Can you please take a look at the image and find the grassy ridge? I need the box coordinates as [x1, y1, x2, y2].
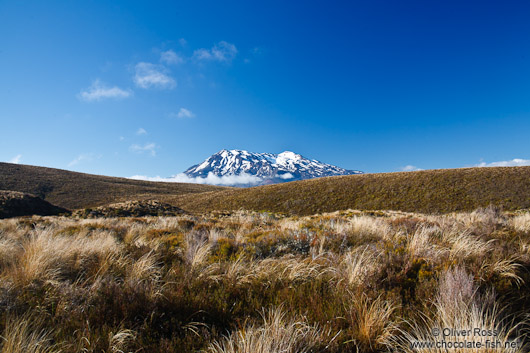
[0, 162, 226, 210]
[3, 162, 530, 216]
[173, 167, 530, 215]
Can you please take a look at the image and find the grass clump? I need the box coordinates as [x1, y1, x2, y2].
[206, 307, 331, 353]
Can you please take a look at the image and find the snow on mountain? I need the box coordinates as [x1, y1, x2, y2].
[183, 149, 362, 186]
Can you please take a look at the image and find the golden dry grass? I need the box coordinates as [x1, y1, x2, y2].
[0, 315, 61, 353]
[172, 166, 530, 215]
[206, 307, 331, 353]
[0, 162, 226, 210]
[0, 208, 529, 352]
[390, 267, 526, 352]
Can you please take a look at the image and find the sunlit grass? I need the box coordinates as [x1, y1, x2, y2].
[0, 208, 528, 352]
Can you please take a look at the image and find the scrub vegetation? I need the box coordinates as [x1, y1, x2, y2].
[173, 166, 530, 215]
[1, 206, 529, 352]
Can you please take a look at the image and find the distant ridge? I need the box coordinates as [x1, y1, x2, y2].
[184, 149, 362, 186]
[3, 162, 530, 217]
[172, 166, 530, 215]
[0, 162, 226, 210]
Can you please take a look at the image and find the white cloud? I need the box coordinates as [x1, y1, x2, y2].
[178, 38, 187, 47]
[78, 80, 132, 102]
[136, 128, 147, 135]
[193, 49, 211, 61]
[278, 173, 294, 179]
[130, 172, 263, 186]
[129, 143, 157, 156]
[175, 108, 195, 119]
[134, 62, 176, 89]
[400, 165, 423, 172]
[193, 41, 238, 63]
[69, 153, 96, 167]
[475, 158, 530, 167]
[160, 50, 184, 65]
[8, 154, 22, 164]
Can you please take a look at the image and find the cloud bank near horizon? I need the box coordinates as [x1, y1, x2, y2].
[130, 157, 530, 187]
[130, 172, 264, 186]
[400, 165, 423, 172]
[475, 158, 530, 167]
[8, 154, 22, 164]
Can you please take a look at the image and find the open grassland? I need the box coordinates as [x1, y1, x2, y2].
[3, 163, 530, 217]
[0, 162, 226, 210]
[1, 207, 529, 352]
[173, 167, 530, 215]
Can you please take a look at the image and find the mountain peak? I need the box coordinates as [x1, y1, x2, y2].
[183, 149, 362, 187]
[215, 149, 249, 157]
[278, 151, 301, 158]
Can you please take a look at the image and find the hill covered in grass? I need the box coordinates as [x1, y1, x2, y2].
[0, 162, 226, 210]
[3, 162, 530, 216]
[173, 166, 530, 215]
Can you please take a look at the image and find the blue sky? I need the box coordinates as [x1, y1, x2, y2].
[1, 0, 530, 178]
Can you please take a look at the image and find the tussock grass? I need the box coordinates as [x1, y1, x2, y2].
[0, 315, 61, 353]
[481, 257, 524, 287]
[338, 246, 380, 287]
[391, 267, 527, 352]
[206, 307, 330, 353]
[405, 226, 443, 260]
[442, 228, 494, 261]
[345, 293, 397, 351]
[127, 250, 161, 284]
[0, 209, 529, 352]
[512, 213, 530, 233]
[70, 327, 136, 353]
[2, 227, 120, 286]
[185, 231, 212, 270]
[392, 303, 526, 352]
[205, 255, 331, 286]
[343, 215, 391, 241]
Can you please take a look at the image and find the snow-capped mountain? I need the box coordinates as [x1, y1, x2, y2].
[183, 149, 362, 186]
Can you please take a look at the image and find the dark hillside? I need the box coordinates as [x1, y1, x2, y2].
[0, 190, 68, 218]
[0, 162, 226, 209]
